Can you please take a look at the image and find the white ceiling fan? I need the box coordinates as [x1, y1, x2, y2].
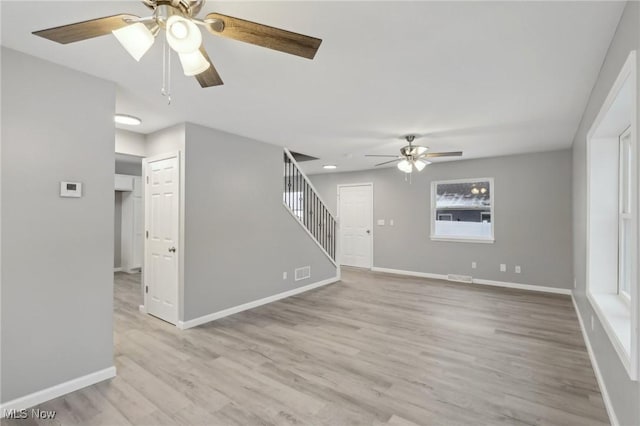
[365, 135, 462, 173]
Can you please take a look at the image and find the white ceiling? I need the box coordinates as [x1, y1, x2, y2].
[1, 1, 625, 174]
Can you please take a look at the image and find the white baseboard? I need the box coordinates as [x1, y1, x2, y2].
[473, 278, 572, 295]
[371, 267, 446, 281]
[571, 295, 618, 426]
[113, 267, 122, 273]
[0, 366, 116, 417]
[371, 267, 572, 295]
[177, 276, 340, 330]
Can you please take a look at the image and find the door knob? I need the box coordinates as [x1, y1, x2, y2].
[168, 247, 176, 253]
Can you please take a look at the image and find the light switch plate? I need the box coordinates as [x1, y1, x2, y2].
[500, 264, 506, 272]
[389, 219, 394, 226]
[60, 181, 82, 198]
[515, 265, 521, 274]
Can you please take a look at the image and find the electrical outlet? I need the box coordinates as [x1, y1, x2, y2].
[515, 265, 521, 274]
[591, 315, 595, 331]
[471, 262, 477, 269]
[390, 219, 394, 226]
[500, 264, 506, 272]
[283, 272, 287, 280]
[377, 219, 385, 226]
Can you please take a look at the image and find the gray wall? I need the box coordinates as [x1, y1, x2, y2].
[310, 149, 573, 289]
[1, 48, 115, 402]
[572, 2, 640, 425]
[182, 123, 338, 321]
[114, 191, 122, 268]
[145, 123, 185, 157]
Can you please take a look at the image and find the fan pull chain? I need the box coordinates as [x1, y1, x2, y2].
[161, 35, 172, 105]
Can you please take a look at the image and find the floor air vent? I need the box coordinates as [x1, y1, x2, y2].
[447, 274, 473, 283]
[295, 266, 311, 281]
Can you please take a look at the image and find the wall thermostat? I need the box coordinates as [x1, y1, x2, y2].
[60, 181, 82, 198]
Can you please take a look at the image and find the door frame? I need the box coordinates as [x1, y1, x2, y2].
[141, 151, 182, 324]
[337, 182, 374, 269]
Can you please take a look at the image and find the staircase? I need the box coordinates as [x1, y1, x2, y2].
[283, 149, 337, 264]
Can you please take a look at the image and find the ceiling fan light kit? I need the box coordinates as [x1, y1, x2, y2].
[365, 135, 462, 174]
[179, 50, 210, 75]
[112, 23, 155, 61]
[165, 15, 201, 53]
[32, 0, 322, 94]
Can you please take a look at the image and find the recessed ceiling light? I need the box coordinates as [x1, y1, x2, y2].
[323, 165, 337, 169]
[114, 114, 142, 126]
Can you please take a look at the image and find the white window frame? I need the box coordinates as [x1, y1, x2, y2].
[619, 126, 632, 304]
[586, 50, 638, 381]
[430, 177, 495, 244]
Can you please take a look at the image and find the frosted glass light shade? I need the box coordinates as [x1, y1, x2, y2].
[166, 15, 202, 53]
[397, 159, 413, 173]
[113, 23, 155, 61]
[178, 50, 210, 76]
[414, 159, 429, 171]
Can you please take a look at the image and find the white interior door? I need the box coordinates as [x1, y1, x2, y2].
[338, 184, 373, 268]
[145, 154, 179, 324]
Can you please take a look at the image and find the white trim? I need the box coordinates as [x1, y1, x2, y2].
[572, 296, 619, 426]
[429, 236, 495, 244]
[371, 267, 447, 281]
[371, 267, 571, 295]
[177, 276, 340, 330]
[430, 177, 495, 242]
[586, 50, 638, 380]
[337, 183, 374, 269]
[0, 367, 116, 417]
[473, 277, 572, 295]
[139, 304, 147, 314]
[113, 267, 122, 273]
[282, 204, 337, 267]
[587, 292, 632, 374]
[142, 151, 181, 326]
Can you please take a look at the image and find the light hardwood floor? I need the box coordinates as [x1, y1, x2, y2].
[4, 268, 608, 426]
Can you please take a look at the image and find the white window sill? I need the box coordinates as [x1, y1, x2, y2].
[588, 291, 635, 378]
[430, 236, 495, 244]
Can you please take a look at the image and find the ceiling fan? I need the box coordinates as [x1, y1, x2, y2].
[32, 0, 322, 89]
[365, 135, 462, 173]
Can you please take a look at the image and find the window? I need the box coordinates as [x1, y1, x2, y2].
[586, 50, 637, 380]
[430, 178, 494, 243]
[619, 127, 632, 301]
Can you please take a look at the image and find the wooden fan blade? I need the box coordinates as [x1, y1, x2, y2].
[33, 14, 138, 44]
[204, 13, 322, 59]
[375, 159, 402, 167]
[424, 151, 463, 158]
[365, 155, 401, 158]
[195, 46, 224, 88]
